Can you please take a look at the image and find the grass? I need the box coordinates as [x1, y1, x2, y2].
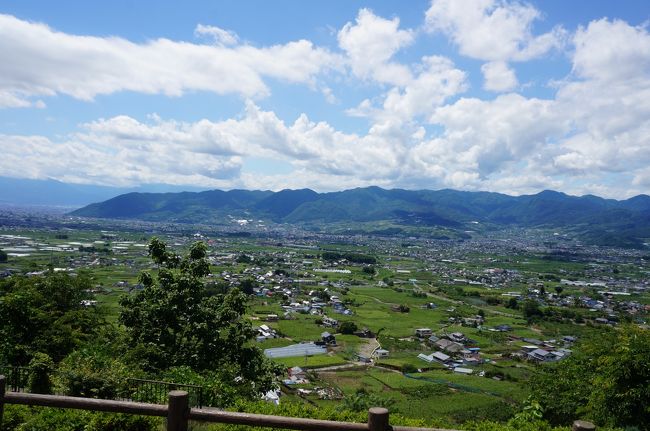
[272, 354, 347, 368]
[316, 368, 521, 424]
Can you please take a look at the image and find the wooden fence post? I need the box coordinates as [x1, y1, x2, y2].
[167, 390, 189, 431]
[1, 375, 6, 427]
[572, 420, 596, 431]
[368, 407, 390, 431]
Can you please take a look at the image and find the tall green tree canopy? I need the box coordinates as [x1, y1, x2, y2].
[119, 238, 279, 395]
[531, 324, 650, 430]
[0, 272, 100, 365]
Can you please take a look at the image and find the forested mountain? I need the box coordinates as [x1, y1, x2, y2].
[71, 187, 650, 247]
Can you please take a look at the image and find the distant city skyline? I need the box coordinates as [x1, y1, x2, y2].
[1, 1, 649, 198]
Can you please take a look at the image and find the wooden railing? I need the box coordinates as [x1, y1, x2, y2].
[0, 375, 596, 431]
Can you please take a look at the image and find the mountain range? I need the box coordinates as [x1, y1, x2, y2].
[70, 186, 650, 248]
[0, 177, 208, 207]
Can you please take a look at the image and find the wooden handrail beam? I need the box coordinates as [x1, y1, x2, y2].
[4, 392, 168, 417]
[188, 409, 369, 431]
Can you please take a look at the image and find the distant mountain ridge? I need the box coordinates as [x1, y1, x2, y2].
[0, 177, 208, 207]
[71, 186, 650, 248]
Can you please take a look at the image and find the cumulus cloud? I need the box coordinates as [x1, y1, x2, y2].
[338, 8, 414, 86]
[0, 14, 339, 106]
[425, 0, 565, 62]
[0, 101, 422, 189]
[412, 93, 567, 182]
[425, 0, 565, 94]
[481, 61, 518, 92]
[194, 24, 239, 46]
[337, 9, 468, 122]
[551, 19, 650, 177]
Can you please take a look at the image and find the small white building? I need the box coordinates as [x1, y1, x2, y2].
[374, 349, 390, 358]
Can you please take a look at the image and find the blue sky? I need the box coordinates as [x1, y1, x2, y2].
[1, 1, 650, 198]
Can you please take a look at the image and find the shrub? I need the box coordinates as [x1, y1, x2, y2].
[401, 363, 418, 374]
[27, 352, 54, 394]
[339, 321, 358, 335]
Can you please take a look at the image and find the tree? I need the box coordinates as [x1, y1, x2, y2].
[522, 300, 543, 321]
[362, 266, 376, 275]
[0, 249, 7, 262]
[236, 254, 252, 264]
[531, 325, 650, 429]
[554, 285, 564, 295]
[239, 277, 258, 295]
[54, 343, 135, 399]
[397, 304, 410, 313]
[339, 321, 358, 335]
[0, 272, 101, 365]
[342, 388, 396, 412]
[28, 353, 54, 394]
[120, 238, 280, 395]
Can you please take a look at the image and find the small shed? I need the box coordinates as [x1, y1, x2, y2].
[321, 331, 336, 345]
[374, 349, 390, 358]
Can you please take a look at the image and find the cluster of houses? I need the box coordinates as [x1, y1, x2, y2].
[253, 288, 354, 322]
[510, 335, 575, 363]
[415, 329, 482, 372]
[255, 324, 279, 342]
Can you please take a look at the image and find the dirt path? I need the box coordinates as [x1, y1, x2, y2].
[357, 337, 380, 358]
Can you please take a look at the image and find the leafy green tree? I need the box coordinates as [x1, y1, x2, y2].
[339, 321, 358, 335]
[120, 238, 280, 396]
[0, 249, 7, 262]
[0, 272, 101, 365]
[54, 344, 135, 399]
[236, 253, 252, 263]
[239, 277, 258, 295]
[205, 280, 230, 296]
[531, 325, 650, 429]
[342, 388, 396, 412]
[522, 300, 543, 321]
[27, 352, 54, 394]
[587, 325, 650, 428]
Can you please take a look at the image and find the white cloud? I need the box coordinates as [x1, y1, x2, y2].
[338, 8, 414, 86]
[572, 19, 650, 82]
[550, 19, 650, 178]
[425, 0, 566, 62]
[481, 61, 518, 92]
[350, 55, 468, 121]
[410, 93, 567, 184]
[0, 14, 339, 106]
[425, 0, 565, 95]
[0, 102, 414, 189]
[2, 7, 650, 199]
[0, 91, 45, 109]
[337, 9, 467, 122]
[382, 56, 468, 120]
[194, 24, 239, 46]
